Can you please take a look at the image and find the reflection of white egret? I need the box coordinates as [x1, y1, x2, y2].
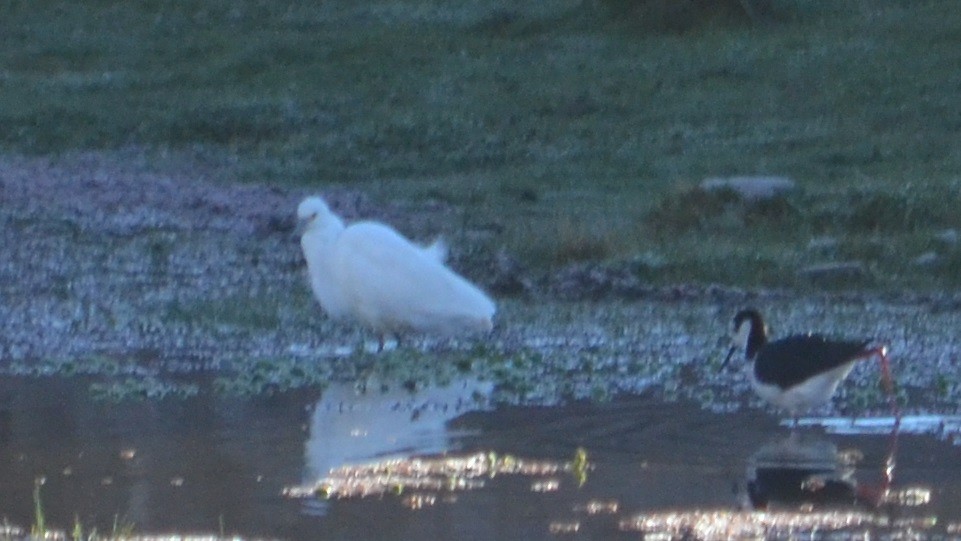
[303, 379, 491, 481]
[295, 196, 496, 350]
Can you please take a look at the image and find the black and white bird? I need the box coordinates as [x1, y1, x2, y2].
[722, 309, 896, 420]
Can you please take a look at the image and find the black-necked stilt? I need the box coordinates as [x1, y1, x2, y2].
[722, 309, 897, 420]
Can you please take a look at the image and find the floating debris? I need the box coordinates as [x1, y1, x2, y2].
[573, 500, 619, 515]
[884, 487, 933, 507]
[0, 524, 25, 538]
[531, 479, 561, 492]
[548, 521, 580, 535]
[892, 516, 939, 530]
[401, 493, 437, 510]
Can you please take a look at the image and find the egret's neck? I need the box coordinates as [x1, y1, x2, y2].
[304, 215, 344, 241]
[301, 218, 343, 264]
[300, 218, 348, 317]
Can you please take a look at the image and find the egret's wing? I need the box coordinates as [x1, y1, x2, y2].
[334, 223, 493, 333]
[421, 237, 447, 262]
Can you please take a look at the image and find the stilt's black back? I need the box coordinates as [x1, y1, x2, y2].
[754, 335, 870, 389]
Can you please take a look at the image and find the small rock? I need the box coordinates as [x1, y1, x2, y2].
[700, 175, 795, 201]
[807, 236, 839, 251]
[487, 248, 532, 295]
[935, 229, 958, 245]
[914, 251, 940, 267]
[562, 93, 598, 118]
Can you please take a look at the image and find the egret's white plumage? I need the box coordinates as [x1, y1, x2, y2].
[296, 196, 495, 348]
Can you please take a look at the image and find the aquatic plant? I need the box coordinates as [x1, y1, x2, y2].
[90, 377, 200, 401]
[31, 477, 45, 539]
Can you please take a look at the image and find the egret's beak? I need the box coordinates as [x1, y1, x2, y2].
[720, 345, 737, 370]
[293, 216, 311, 239]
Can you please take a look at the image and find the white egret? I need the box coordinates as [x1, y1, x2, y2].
[296, 196, 495, 350]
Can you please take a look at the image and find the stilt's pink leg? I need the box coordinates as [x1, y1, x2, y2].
[856, 345, 900, 423]
[875, 347, 901, 425]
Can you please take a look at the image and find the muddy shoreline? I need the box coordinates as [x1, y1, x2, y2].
[1, 150, 959, 414]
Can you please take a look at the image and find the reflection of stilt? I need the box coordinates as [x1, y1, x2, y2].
[744, 423, 901, 511]
[856, 415, 900, 506]
[746, 433, 857, 510]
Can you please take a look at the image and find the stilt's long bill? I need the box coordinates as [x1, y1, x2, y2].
[722, 309, 899, 421]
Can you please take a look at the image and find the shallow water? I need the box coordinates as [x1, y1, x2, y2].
[0, 377, 959, 540]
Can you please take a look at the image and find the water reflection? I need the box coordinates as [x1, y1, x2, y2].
[299, 395, 957, 540]
[303, 379, 491, 481]
[288, 449, 587, 503]
[0, 377, 317, 539]
[0, 378, 959, 540]
[794, 414, 961, 444]
[743, 432, 893, 510]
[593, 414, 948, 540]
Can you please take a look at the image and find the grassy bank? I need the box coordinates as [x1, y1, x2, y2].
[2, 0, 960, 290]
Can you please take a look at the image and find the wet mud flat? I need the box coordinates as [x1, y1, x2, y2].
[2, 152, 961, 410]
[1, 152, 961, 410]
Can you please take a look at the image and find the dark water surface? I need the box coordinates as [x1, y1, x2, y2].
[0, 377, 959, 540]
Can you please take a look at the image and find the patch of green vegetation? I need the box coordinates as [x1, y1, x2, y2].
[647, 187, 801, 234]
[164, 294, 285, 331]
[12, 485, 224, 541]
[3, 1, 961, 289]
[2, 355, 142, 378]
[90, 377, 200, 401]
[67, 513, 137, 541]
[206, 326, 665, 404]
[215, 344, 497, 396]
[636, 180, 961, 289]
[214, 357, 334, 396]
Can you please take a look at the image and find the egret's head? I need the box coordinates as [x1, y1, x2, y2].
[297, 196, 331, 221]
[296, 196, 343, 236]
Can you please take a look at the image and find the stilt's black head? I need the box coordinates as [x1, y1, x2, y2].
[722, 309, 768, 366]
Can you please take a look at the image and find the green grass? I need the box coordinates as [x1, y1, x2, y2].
[3, 0, 961, 290]
[163, 293, 288, 331]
